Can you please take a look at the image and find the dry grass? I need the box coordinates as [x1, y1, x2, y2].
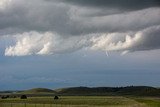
[1, 96, 159, 107]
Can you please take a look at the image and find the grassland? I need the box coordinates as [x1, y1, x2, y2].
[0, 96, 160, 107]
[0, 86, 160, 107]
[133, 97, 160, 107]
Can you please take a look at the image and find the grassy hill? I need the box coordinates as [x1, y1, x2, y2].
[21, 88, 56, 94]
[55, 86, 160, 96]
[1, 86, 159, 97]
[116, 86, 160, 96]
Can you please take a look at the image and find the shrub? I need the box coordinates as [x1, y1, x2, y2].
[54, 96, 59, 100]
[1, 96, 9, 99]
[20, 95, 27, 99]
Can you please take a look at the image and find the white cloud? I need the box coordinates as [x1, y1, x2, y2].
[0, 0, 12, 10]
[4, 25, 160, 56]
[4, 31, 91, 56]
[5, 31, 55, 56]
[90, 25, 160, 52]
[90, 32, 141, 51]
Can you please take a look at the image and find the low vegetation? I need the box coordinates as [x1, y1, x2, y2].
[0, 86, 159, 107]
[0, 96, 160, 107]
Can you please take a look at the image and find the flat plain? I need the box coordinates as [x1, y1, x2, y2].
[0, 96, 160, 107]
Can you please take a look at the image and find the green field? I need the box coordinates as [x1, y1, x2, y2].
[0, 96, 160, 107]
[0, 86, 160, 107]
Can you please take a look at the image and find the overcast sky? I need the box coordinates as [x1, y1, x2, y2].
[0, 0, 160, 90]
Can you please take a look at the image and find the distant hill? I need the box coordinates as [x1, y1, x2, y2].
[21, 88, 56, 94]
[1, 86, 159, 97]
[55, 86, 160, 96]
[115, 86, 160, 96]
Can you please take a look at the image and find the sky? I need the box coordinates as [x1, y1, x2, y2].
[0, 0, 160, 90]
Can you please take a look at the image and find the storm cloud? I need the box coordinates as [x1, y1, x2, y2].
[55, 0, 160, 9]
[0, 0, 160, 56]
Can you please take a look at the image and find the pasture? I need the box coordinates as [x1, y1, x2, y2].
[0, 96, 160, 107]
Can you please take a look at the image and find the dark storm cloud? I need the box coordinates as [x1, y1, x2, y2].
[55, 0, 160, 10]
[0, 0, 160, 36]
[0, 0, 160, 56]
[134, 26, 160, 51]
[0, 0, 72, 35]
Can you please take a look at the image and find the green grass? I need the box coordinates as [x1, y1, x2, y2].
[0, 96, 159, 107]
[134, 97, 160, 107]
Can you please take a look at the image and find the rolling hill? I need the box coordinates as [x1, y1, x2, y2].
[55, 86, 160, 96]
[21, 88, 56, 94]
[1, 86, 159, 97]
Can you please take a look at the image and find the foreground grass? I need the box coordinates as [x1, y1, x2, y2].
[133, 97, 160, 107]
[0, 96, 159, 107]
